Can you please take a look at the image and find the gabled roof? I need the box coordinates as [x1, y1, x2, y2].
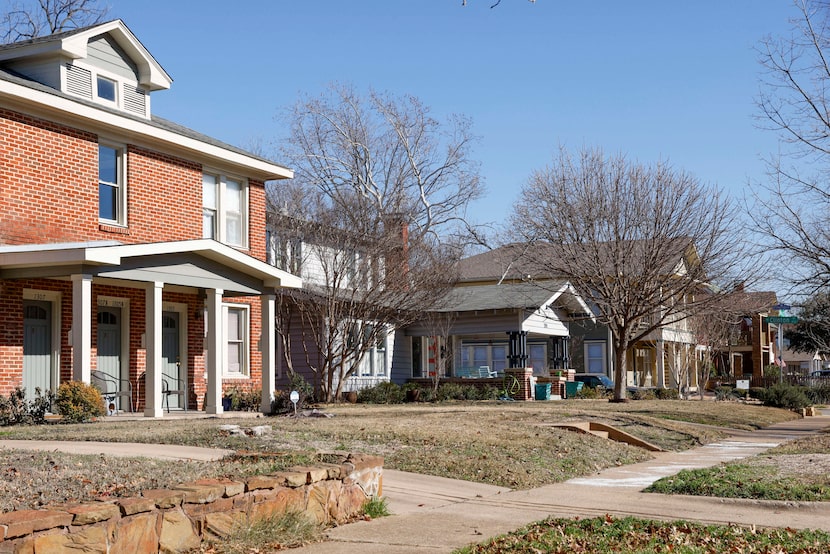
[458, 239, 697, 283]
[431, 280, 592, 317]
[0, 19, 171, 90]
[0, 66, 292, 180]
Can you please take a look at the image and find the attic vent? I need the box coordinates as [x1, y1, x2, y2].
[122, 83, 147, 117]
[65, 63, 92, 99]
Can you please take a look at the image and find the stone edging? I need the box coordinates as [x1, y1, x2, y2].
[0, 452, 383, 553]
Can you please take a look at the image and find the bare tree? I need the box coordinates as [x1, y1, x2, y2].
[751, 0, 830, 293]
[279, 83, 484, 249]
[269, 196, 461, 402]
[510, 147, 753, 401]
[1, 0, 108, 43]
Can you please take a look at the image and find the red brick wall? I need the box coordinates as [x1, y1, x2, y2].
[0, 109, 98, 244]
[0, 107, 269, 257]
[0, 106, 273, 401]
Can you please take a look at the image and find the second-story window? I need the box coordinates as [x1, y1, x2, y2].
[98, 143, 125, 225]
[203, 172, 247, 248]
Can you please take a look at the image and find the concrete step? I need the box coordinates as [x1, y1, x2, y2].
[545, 421, 663, 452]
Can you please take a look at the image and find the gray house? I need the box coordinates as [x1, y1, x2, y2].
[390, 280, 592, 382]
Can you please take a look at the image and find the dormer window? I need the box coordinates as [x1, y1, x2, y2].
[96, 75, 117, 103]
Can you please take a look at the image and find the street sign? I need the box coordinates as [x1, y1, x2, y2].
[767, 316, 798, 324]
[773, 303, 791, 311]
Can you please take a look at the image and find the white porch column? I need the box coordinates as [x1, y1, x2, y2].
[205, 288, 224, 414]
[71, 274, 93, 383]
[656, 339, 666, 388]
[144, 281, 163, 418]
[260, 294, 276, 414]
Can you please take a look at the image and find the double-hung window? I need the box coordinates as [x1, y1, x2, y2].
[223, 304, 249, 376]
[203, 172, 247, 247]
[98, 143, 126, 225]
[585, 341, 607, 373]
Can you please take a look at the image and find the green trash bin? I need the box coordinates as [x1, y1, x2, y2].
[535, 382, 551, 401]
[564, 381, 583, 398]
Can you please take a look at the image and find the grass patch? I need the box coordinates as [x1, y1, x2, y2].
[454, 515, 830, 553]
[646, 462, 830, 501]
[0, 449, 320, 512]
[646, 432, 830, 502]
[362, 496, 390, 518]
[201, 511, 323, 553]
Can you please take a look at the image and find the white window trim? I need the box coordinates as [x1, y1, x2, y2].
[460, 341, 508, 372]
[95, 74, 118, 107]
[584, 340, 607, 374]
[98, 140, 127, 226]
[73, 62, 135, 111]
[358, 326, 388, 377]
[222, 303, 250, 378]
[203, 169, 249, 249]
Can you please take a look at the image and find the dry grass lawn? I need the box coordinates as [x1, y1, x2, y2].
[0, 399, 801, 512]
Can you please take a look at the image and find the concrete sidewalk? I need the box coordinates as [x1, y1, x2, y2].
[294, 414, 830, 554]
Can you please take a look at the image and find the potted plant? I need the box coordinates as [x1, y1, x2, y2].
[403, 382, 422, 403]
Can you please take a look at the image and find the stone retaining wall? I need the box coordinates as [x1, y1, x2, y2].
[0, 453, 383, 553]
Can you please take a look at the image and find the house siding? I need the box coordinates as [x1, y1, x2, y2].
[5, 56, 62, 89]
[87, 36, 139, 80]
[390, 329, 412, 384]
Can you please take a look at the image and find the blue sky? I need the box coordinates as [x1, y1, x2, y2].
[114, 1, 798, 227]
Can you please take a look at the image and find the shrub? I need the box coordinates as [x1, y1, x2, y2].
[655, 388, 679, 400]
[0, 387, 54, 426]
[288, 373, 315, 407]
[358, 382, 403, 404]
[763, 364, 780, 380]
[575, 386, 607, 399]
[715, 386, 738, 401]
[760, 383, 811, 411]
[225, 385, 261, 412]
[629, 388, 656, 400]
[435, 382, 466, 401]
[56, 381, 105, 423]
[805, 384, 830, 406]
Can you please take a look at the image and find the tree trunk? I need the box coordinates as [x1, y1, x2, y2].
[612, 341, 629, 402]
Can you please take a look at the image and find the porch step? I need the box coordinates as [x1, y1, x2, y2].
[546, 421, 663, 452]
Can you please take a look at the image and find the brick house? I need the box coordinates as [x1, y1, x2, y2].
[0, 20, 301, 416]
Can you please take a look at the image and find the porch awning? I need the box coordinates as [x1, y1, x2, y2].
[0, 239, 302, 294]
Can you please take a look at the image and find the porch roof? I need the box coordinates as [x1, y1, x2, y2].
[0, 239, 302, 294]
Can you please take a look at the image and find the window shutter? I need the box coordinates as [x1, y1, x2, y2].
[123, 83, 147, 117]
[65, 64, 92, 99]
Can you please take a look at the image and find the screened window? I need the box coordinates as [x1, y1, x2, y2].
[203, 172, 247, 247]
[98, 144, 125, 224]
